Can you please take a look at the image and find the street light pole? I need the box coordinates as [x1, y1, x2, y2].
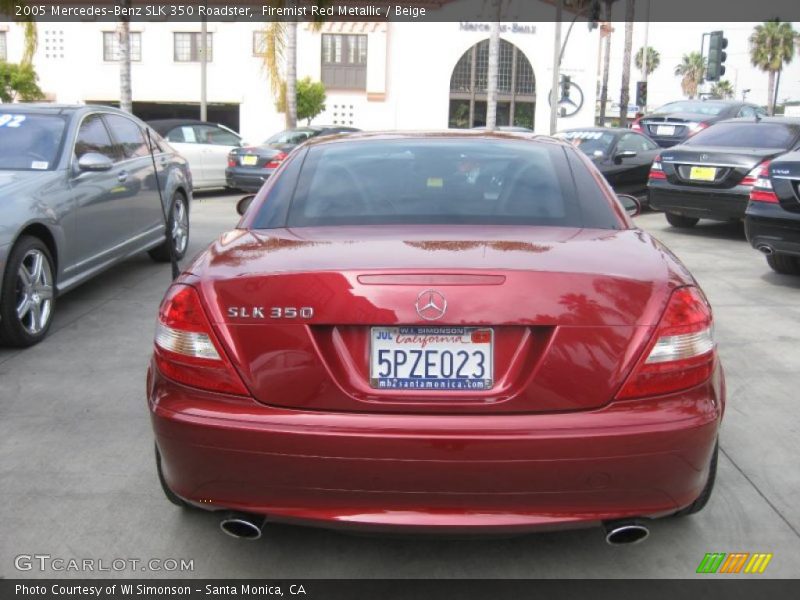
[550, 0, 563, 135]
[642, 0, 650, 85]
[200, 18, 208, 122]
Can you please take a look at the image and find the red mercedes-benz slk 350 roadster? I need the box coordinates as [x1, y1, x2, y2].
[147, 132, 724, 544]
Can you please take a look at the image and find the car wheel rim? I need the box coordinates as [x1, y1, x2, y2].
[15, 249, 54, 336]
[172, 198, 189, 254]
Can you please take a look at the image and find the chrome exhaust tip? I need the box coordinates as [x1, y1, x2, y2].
[757, 244, 774, 255]
[603, 520, 650, 545]
[219, 512, 266, 540]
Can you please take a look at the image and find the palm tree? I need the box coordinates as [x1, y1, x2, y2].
[710, 79, 734, 99]
[749, 19, 798, 116]
[674, 52, 706, 99]
[597, 1, 614, 125]
[618, 0, 635, 128]
[0, 1, 38, 64]
[635, 46, 660, 78]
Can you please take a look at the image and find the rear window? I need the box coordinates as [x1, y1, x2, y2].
[554, 130, 616, 157]
[0, 113, 67, 171]
[684, 122, 799, 149]
[252, 139, 620, 229]
[655, 101, 727, 116]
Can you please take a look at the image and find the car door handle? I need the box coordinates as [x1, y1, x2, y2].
[117, 171, 128, 183]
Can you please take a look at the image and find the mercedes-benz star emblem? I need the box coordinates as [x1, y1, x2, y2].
[701, 154, 708, 161]
[415, 289, 447, 321]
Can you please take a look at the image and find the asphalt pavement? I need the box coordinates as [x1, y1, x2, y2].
[1, 195, 799, 578]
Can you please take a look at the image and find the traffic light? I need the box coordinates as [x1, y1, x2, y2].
[707, 31, 728, 82]
[636, 81, 648, 108]
[560, 74, 572, 100]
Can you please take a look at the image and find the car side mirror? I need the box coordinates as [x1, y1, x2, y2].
[237, 195, 256, 216]
[617, 194, 641, 218]
[614, 150, 637, 164]
[77, 153, 114, 172]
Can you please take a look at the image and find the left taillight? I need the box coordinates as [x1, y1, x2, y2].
[616, 286, 715, 400]
[266, 151, 288, 169]
[153, 284, 249, 396]
[746, 161, 779, 204]
[227, 153, 237, 168]
[648, 155, 666, 180]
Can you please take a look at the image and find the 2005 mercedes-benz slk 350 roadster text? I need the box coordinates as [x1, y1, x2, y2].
[147, 132, 724, 544]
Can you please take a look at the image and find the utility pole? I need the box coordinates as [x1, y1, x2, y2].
[200, 18, 208, 122]
[642, 0, 650, 84]
[550, 0, 563, 135]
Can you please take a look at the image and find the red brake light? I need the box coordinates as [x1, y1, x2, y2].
[648, 155, 666, 180]
[227, 157, 236, 167]
[631, 118, 643, 132]
[616, 286, 715, 400]
[687, 121, 709, 137]
[154, 285, 248, 396]
[747, 161, 779, 203]
[266, 151, 288, 169]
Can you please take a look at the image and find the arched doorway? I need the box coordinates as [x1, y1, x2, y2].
[448, 39, 536, 129]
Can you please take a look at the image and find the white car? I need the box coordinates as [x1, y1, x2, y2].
[148, 119, 242, 190]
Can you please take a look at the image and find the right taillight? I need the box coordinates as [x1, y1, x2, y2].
[616, 286, 715, 400]
[153, 284, 248, 396]
[266, 151, 288, 169]
[747, 161, 779, 204]
[648, 155, 666, 180]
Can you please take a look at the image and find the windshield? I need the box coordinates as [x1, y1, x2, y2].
[253, 139, 619, 229]
[554, 131, 616, 157]
[654, 101, 726, 116]
[264, 128, 317, 145]
[0, 113, 67, 171]
[684, 122, 800, 149]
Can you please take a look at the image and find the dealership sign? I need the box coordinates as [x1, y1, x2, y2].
[459, 22, 536, 34]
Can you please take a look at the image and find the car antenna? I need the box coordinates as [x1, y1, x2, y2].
[146, 127, 180, 281]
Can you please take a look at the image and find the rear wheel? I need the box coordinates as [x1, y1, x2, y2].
[766, 253, 800, 276]
[155, 445, 190, 508]
[0, 236, 56, 347]
[673, 441, 717, 517]
[149, 192, 190, 263]
[665, 212, 699, 228]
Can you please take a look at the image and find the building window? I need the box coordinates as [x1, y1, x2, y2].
[321, 34, 367, 90]
[253, 31, 267, 56]
[0, 32, 7, 61]
[173, 32, 213, 62]
[103, 32, 142, 62]
[448, 39, 536, 129]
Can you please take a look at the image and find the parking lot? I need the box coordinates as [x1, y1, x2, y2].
[1, 192, 799, 579]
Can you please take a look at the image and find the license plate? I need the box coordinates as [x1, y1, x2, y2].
[656, 125, 676, 136]
[689, 166, 717, 181]
[370, 326, 493, 391]
[241, 155, 258, 166]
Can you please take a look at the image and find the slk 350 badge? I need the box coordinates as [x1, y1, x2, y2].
[228, 306, 314, 319]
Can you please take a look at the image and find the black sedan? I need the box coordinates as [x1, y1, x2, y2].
[555, 127, 660, 195]
[745, 149, 800, 275]
[633, 100, 766, 148]
[226, 125, 359, 192]
[648, 118, 800, 229]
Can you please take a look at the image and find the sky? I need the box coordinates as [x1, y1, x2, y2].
[602, 22, 800, 109]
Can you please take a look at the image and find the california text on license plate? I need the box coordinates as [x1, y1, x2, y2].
[370, 326, 493, 391]
[241, 155, 258, 166]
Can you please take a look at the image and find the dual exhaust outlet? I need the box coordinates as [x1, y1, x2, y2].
[219, 512, 650, 545]
[757, 244, 775, 255]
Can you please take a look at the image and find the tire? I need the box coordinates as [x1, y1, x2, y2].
[766, 253, 800, 276]
[665, 212, 699, 228]
[149, 192, 190, 263]
[155, 445, 190, 508]
[673, 441, 718, 517]
[0, 236, 56, 347]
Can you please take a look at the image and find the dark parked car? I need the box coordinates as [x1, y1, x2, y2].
[745, 150, 800, 275]
[226, 125, 360, 192]
[149, 131, 722, 543]
[648, 118, 800, 228]
[555, 127, 660, 195]
[0, 104, 192, 347]
[633, 100, 767, 148]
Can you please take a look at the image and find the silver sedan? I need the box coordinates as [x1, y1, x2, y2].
[0, 104, 192, 346]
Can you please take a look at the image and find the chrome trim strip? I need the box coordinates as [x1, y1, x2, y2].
[661, 160, 743, 168]
[63, 224, 164, 273]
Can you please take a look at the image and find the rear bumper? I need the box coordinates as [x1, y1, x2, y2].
[148, 361, 724, 533]
[649, 184, 748, 220]
[225, 167, 273, 192]
[745, 202, 800, 257]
